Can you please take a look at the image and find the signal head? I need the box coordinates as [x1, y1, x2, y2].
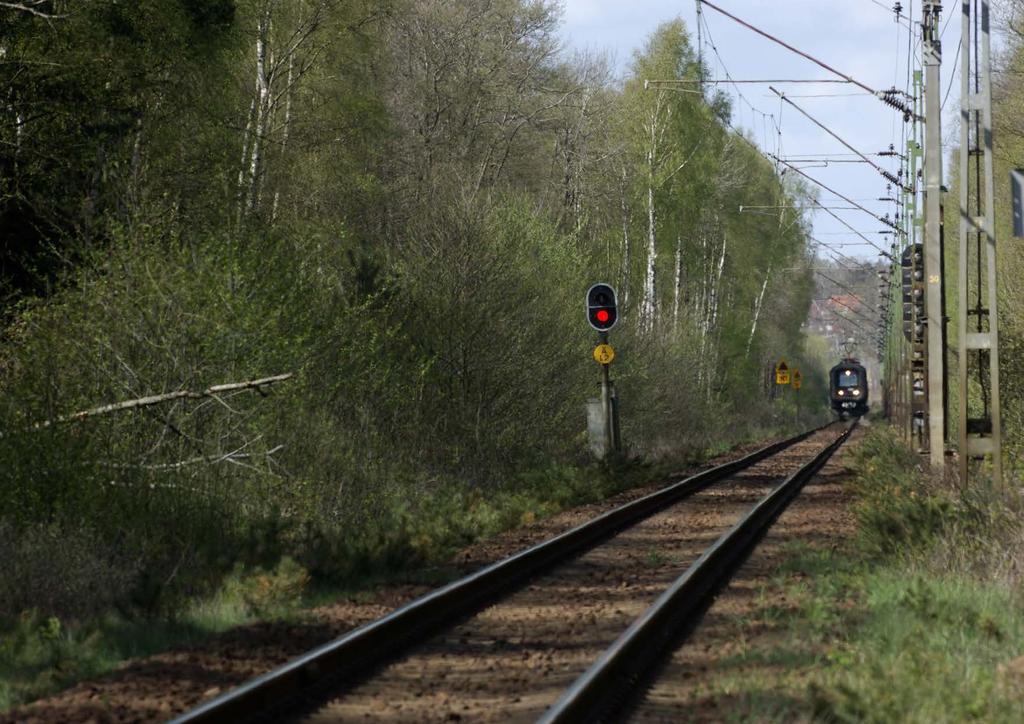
[586, 283, 619, 332]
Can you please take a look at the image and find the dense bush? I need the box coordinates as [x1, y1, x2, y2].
[846, 432, 955, 558]
[0, 2, 826, 633]
[0, 522, 140, 621]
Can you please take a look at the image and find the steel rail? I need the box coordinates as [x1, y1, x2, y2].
[170, 423, 835, 724]
[539, 421, 857, 723]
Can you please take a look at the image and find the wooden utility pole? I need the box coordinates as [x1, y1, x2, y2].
[957, 0, 1003, 485]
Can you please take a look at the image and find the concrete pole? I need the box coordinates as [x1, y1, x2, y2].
[922, 2, 947, 470]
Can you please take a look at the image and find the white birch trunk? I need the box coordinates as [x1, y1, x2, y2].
[710, 233, 727, 331]
[697, 228, 708, 326]
[620, 166, 631, 312]
[14, 109, 23, 164]
[746, 263, 772, 358]
[640, 147, 657, 333]
[271, 52, 294, 223]
[640, 174, 656, 332]
[704, 234, 728, 401]
[245, 4, 273, 216]
[236, 95, 256, 226]
[4, 45, 23, 163]
[672, 237, 682, 332]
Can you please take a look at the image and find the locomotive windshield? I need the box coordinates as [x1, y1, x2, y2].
[837, 370, 861, 387]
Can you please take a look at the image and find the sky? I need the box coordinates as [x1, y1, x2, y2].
[558, 0, 968, 264]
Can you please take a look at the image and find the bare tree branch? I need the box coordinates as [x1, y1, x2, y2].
[96, 445, 285, 472]
[0, 1, 67, 19]
[24, 373, 293, 431]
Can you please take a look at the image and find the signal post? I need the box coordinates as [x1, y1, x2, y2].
[792, 368, 802, 425]
[587, 283, 621, 459]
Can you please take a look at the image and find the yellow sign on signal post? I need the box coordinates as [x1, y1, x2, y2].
[593, 344, 615, 365]
[775, 359, 790, 385]
[792, 369, 802, 390]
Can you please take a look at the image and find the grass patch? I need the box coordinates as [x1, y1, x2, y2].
[699, 427, 1024, 722]
[0, 555, 315, 711]
[0, 602, 248, 711]
[810, 571, 1024, 722]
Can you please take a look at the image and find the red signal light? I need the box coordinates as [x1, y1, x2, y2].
[596, 309, 610, 323]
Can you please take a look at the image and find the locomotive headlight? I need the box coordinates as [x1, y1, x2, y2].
[838, 389, 845, 396]
[852, 389, 861, 396]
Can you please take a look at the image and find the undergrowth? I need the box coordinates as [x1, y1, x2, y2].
[0, 556, 307, 711]
[0, 442, 719, 712]
[747, 427, 1024, 723]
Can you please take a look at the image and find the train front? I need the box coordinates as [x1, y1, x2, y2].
[829, 361, 869, 417]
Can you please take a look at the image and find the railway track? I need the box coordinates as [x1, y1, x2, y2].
[171, 422, 854, 724]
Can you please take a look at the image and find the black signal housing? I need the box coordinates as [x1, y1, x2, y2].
[586, 283, 618, 332]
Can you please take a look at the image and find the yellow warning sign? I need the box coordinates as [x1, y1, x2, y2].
[775, 359, 790, 385]
[792, 369, 802, 390]
[593, 344, 615, 365]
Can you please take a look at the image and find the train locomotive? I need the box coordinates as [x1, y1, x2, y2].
[829, 358, 869, 418]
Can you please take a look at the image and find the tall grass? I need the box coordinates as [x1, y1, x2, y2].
[800, 428, 1024, 722]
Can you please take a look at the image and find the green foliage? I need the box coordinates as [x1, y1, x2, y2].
[0, 602, 255, 712]
[846, 431, 954, 557]
[220, 558, 311, 620]
[808, 572, 1024, 724]
[0, 3, 826, 708]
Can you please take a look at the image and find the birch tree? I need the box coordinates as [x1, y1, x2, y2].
[624, 21, 708, 334]
[235, 0, 334, 224]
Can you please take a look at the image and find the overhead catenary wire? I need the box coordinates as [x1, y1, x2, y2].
[697, 0, 878, 94]
[819, 288, 881, 328]
[941, 37, 962, 111]
[764, 92, 873, 98]
[825, 251, 873, 272]
[815, 270, 880, 315]
[705, 42, 899, 271]
[697, 0, 916, 121]
[726, 113, 893, 264]
[809, 236, 876, 271]
[769, 86, 909, 192]
[822, 254, 869, 272]
[815, 301, 875, 335]
[812, 201, 896, 259]
[695, 9, 783, 154]
[771, 154, 900, 237]
[648, 78, 856, 84]
[784, 160, 872, 167]
[867, 0, 913, 29]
